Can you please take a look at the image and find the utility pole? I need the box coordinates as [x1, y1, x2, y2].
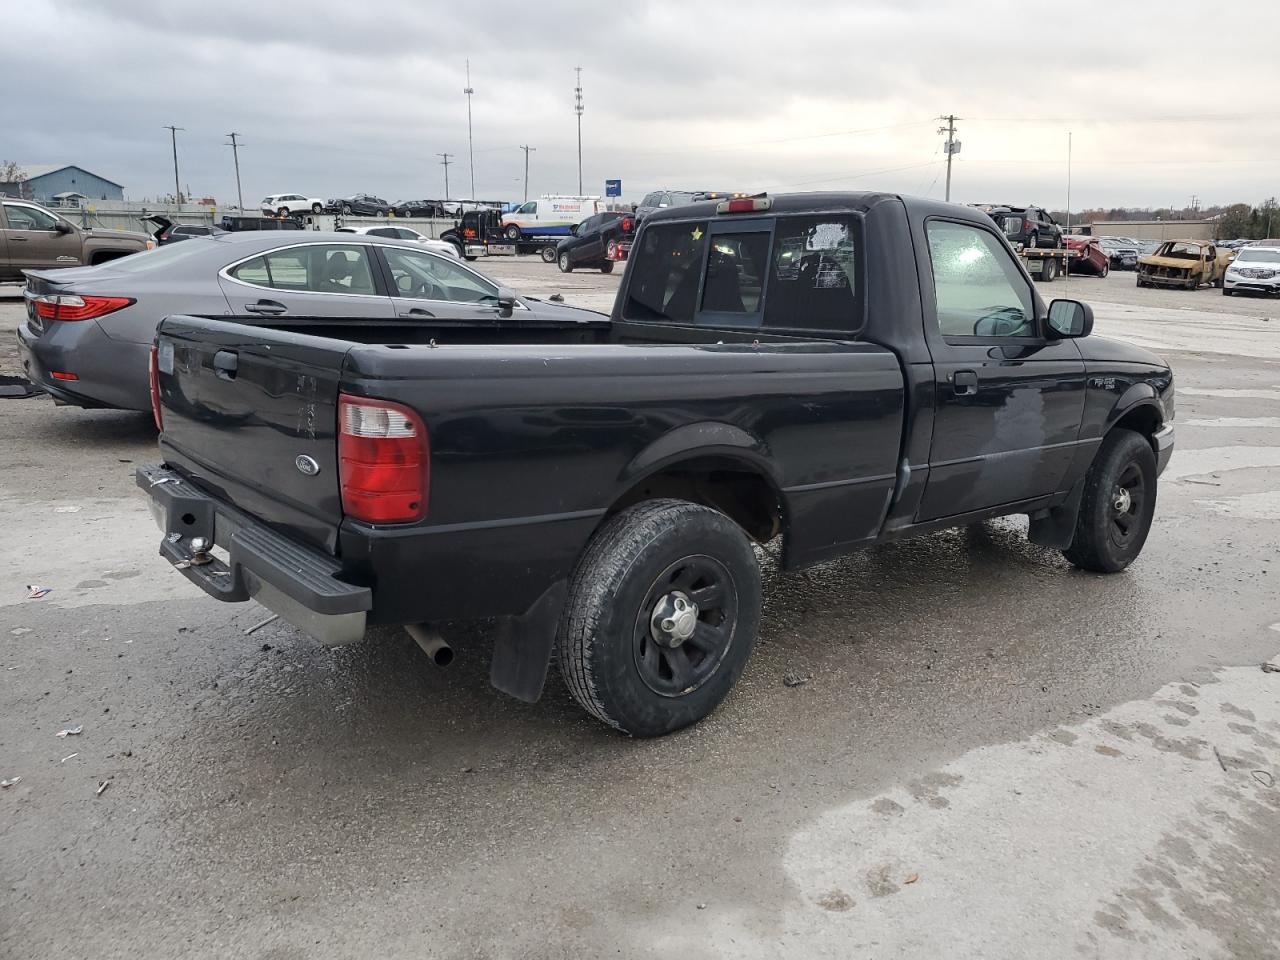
[438, 153, 453, 202]
[225, 132, 244, 212]
[463, 60, 476, 200]
[937, 115, 960, 202]
[1066, 131, 1072, 238]
[519, 144, 536, 203]
[574, 67, 584, 196]
[163, 125, 184, 206]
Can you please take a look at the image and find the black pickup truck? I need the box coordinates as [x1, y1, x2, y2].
[139, 192, 1174, 737]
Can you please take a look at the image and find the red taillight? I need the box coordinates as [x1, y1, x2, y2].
[338, 395, 429, 524]
[1024, 219, 1034, 233]
[33, 294, 134, 322]
[149, 344, 163, 431]
[51, 371, 78, 381]
[621, 217, 632, 232]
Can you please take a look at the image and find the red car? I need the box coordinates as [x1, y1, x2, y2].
[1064, 235, 1110, 277]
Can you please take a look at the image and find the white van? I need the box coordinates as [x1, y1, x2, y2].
[501, 196, 605, 240]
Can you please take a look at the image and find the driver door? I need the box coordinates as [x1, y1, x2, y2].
[377, 244, 510, 323]
[1, 201, 83, 271]
[918, 218, 1086, 521]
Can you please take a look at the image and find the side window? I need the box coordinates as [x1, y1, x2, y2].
[926, 221, 1035, 338]
[623, 220, 708, 324]
[367, 227, 398, 238]
[232, 244, 377, 295]
[395, 228, 420, 241]
[381, 247, 498, 302]
[700, 232, 770, 317]
[4, 204, 59, 230]
[763, 216, 859, 333]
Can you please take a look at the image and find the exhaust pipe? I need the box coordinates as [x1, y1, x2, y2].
[405, 623, 454, 667]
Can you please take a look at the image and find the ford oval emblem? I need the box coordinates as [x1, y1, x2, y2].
[295, 455, 320, 477]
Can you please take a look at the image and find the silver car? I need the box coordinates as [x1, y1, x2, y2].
[18, 231, 595, 412]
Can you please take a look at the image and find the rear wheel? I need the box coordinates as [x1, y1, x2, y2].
[1063, 429, 1157, 573]
[277, 207, 291, 217]
[505, 224, 522, 241]
[540, 246, 557, 263]
[341, 204, 353, 215]
[1041, 257, 1058, 282]
[600, 261, 614, 274]
[1100, 260, 1110, 279]
[558, 252, 574, 273]
[1026, 233, 1039, 249]
[556, 499, 762, 736]
[311, 203, 323, 214]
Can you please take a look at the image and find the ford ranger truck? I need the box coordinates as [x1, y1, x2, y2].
[139, 192, 1175, 737]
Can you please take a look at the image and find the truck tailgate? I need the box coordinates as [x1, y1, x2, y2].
[155, 316, 350, 553]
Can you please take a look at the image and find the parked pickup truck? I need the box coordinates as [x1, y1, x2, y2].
[1136, 239, 1231, 290]
[1, 198, 153, 281]
[139, 192, 1175, 737]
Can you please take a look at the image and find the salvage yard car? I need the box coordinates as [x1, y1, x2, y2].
[17, 231, 554, 410]
[1063, 235, 1109, 277]
[1222, 244, 1280, 296]
[1, 198, 153, 280]
[555, 211, 635, 273]
[1136, 239, 1230, 289]
[139, 192, 1175, 737]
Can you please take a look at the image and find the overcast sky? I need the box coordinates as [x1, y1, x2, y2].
[9, 0, 1279, 210]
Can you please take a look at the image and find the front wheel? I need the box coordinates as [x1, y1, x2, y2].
[341, 204, 353, 215]
[556, 499, 762, 737]
[558, 252, 573, 273]
[1100, 261, 1110, 279]
[600, 261, 614, 274]
[1063, 429, 1157, 573]
[311, 203, 323, 214]
[1223, 287, 1233, 297]
[540, 246, 557, 263]
[277, 207, 291, 217]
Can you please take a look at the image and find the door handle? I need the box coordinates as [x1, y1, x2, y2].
[399, 307, 435, 318]
[11, 236, 27, 242]
[213, 350, 238, 381]
[244, 300, 286, 315]
[952, 369, 979, 396]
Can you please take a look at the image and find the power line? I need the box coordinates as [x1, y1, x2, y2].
[519, 144, 536, 203]
[437, 152, 453, 201]
[463, 60, 475, 199]
[574, 67, 584, 196]
[162, 125, 184, 206]
[768, 158, 944, 190]
[225, 132, 244, 212]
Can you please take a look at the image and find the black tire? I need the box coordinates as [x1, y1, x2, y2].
[311, 203, 323, 214]
[505, 224, 522, 241]
[540, 246, 557, 263]
[1041, 257, 1057, 282]
[277, 207, 290, 217]
[557, 499, 762, 737]
[558, 252, 574, 273]
[1223, 287, 1233, 297]
[341, 204, 353, 215]
[1026, 233, 1038, 249]
[600, 261, 614, 274]
[1063, 429, 1157, 573]
[1213, 273, 1224, 288]
[1100, 260, 1110, 279]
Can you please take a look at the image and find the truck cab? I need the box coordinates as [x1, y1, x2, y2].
[0, 199, 152, 280]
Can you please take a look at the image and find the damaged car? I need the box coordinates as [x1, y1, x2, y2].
[1136, 239, 1231, 290]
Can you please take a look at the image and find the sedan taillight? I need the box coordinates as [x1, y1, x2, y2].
[33, 294, 134, 322]
[338, 395, 429, 523]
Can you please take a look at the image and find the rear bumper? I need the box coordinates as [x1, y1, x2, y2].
[1153, 423, 1174, 476]
[18, 318, 152, 411]
[137, 464, 372, 646]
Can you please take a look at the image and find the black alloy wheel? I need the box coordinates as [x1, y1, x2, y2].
[633, 556, 738, 698]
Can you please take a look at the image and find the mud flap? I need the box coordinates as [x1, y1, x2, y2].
[489, 580, 567, 703]
[1027, 479, 1085, 550]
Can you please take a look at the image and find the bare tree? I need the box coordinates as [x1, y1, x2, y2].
[0, 160, 25, 186]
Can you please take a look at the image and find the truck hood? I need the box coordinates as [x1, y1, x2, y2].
[1079, 335, 1170, 370]
[84, 227, 151, 244]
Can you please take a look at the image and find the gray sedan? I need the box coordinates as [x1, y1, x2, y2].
[17, 231, 601, 412]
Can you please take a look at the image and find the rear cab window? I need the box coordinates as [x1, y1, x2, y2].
[623, 213, 861, 335]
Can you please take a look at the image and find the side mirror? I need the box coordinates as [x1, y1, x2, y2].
[54, 220, 74, 234]
[496, 286, 517, 319]
[1047, 299, 1093, 339]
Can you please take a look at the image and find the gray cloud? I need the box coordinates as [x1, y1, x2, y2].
[9, 0, 1278, 209]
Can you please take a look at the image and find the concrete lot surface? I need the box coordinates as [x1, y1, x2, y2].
[2, 263, 1279, 959]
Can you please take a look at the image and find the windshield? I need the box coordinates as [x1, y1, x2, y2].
[1235, 248, 1280, 263]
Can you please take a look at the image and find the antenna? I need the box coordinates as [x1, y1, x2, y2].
[464, 60, 476, 200]
[574, 67, 584, 196]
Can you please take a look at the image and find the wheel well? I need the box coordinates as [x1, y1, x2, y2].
[89, 250, 129, 265]
[607, 457, 783, 543]
[1112, 404, 1162, 448]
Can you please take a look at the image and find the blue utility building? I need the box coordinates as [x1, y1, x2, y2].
[0, 164, 124, 202]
